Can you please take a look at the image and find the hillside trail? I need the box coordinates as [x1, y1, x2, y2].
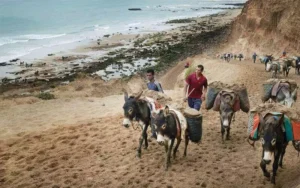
[1, 56, 300, 188]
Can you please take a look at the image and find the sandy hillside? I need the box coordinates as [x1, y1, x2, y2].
[1, 56, 300, 188]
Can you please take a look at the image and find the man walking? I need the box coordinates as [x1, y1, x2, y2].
[146, 69, 163, 139]
[183, 65, 208, 111]
[252, 52, 257, 63]
[146, 69, 163, 93]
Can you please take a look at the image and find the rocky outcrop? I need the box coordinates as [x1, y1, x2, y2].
[229, 0, 300, 56]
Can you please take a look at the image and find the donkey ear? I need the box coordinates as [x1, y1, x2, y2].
[163, 106, 170, 117]
[123, 89, 129, 101]
[258, 113, 265, 133]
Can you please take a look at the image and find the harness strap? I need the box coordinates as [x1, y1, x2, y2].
[169, 110, 181, 139]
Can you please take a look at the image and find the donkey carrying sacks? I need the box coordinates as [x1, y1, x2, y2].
[212, 91, 241, 112]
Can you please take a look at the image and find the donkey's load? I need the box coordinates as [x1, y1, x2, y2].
[183, 108, 202, 143]
[261, 79, 297, 102]
[205, 81, 250, 112]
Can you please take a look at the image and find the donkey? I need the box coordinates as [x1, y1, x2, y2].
[270, 63, 280, 78]
[218, 91, 237, 141]
[262, 55, 274, 70]
[151, 106, 188, 170]
[270, 83, 297, 107]
[259, 113, 288, 184]
[281, 61, 292, 77]
[122, 90, 152, 158]
[295, 57, 300, 74]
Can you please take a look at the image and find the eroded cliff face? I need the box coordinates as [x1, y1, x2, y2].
[228, 0, 300, 55]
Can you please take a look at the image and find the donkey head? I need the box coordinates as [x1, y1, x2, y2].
[259, 113, 284, 164]
[151, 106, 175, 145]
[122, 90, 143, 128]
[220, 93, 235, 128]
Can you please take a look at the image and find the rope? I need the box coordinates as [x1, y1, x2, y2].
[131, 122, 141, 130]
[247, 137, 256, 148]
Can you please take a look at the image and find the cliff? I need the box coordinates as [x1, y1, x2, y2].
[228, 0, 300, 56]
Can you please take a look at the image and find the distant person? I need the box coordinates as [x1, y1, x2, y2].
[264, 55, 273, 70]
[280, 51, 287, 58]
[238, 54, 243, 61]
[185, 61, 190, 68]
[223, 53, 227, 62]
[227, 53, 231, 62]
[234, 54, 237, 60]
[252, 52, 257, 63]
[146, 69, 164, 93]
[183, 65, 208, 111]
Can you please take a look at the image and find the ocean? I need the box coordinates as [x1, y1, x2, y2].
[0, 0, 246, 62]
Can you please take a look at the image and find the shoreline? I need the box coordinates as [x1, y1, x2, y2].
[0, 9, 241, 94]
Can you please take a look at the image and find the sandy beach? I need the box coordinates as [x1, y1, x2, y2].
[1, 53, 300, 188]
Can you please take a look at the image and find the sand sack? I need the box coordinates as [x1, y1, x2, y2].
[184, 108, 202, 143]
[205, 81, 249, 112]
[250, 103, 300, 121]
[142, 89, 172, 105]
[205, 83, 222, 110]
[261, 79, 298, 102]
[212, 90, 241, 112]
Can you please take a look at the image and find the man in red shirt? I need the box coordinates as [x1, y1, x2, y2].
[183, 65, 208, 111]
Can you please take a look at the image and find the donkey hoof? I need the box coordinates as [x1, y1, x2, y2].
[264, 172, 271, 178]
[165, 163, 170, 171]
[136, 152, 141, 158]
[271, 176, 276, 184]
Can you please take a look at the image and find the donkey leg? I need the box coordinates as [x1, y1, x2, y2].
[184, 135, 189, 157]
[137, 137, 144, 158]
[260, 150, 270, 178]
[164, 141, 169, 153]
[221, 125, 225, 142]
[173, 138, 181, 159]
[137, 127, 147, 158]
[143, 124, 149, 149]
[260, 160, 270, 178]
[226, 126, 231, 140]
[220, 118, 225, 142]
[271, 151, 281, 184]
[165, 139, 175, 170]
[279, 143, 287, 168]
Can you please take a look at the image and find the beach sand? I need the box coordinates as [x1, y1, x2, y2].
[1, 54, 300, 188]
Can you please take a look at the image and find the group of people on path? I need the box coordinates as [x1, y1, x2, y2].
[146, 65, 207, 111]
[221, 53, 243, 61]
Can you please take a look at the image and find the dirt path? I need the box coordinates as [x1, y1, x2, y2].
[1, 57, 300, 188]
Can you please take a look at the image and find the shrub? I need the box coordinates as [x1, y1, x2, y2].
[36, 93, 55, 100]
[184, 66, 195, 79]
